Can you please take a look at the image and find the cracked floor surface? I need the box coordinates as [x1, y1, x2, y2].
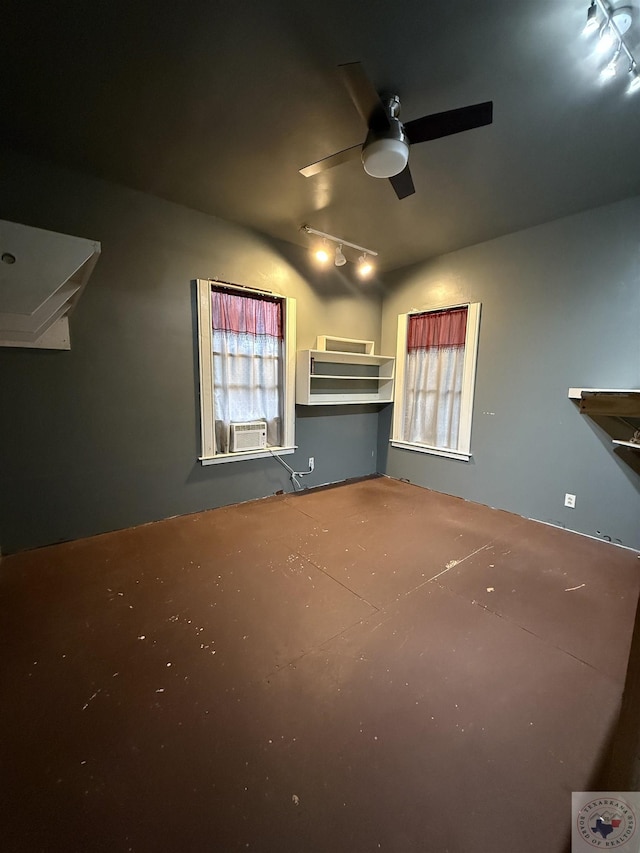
[2, 476, 639, 852]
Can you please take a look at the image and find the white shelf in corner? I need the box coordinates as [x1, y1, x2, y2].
[296, 349, 395, 405]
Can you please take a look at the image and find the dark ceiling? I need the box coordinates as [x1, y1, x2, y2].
[3, 0, 640, 271]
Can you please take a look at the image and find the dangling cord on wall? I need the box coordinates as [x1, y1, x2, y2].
[269, 450, 313, 492]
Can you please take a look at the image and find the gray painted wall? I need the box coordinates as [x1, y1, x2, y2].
[379, 197, 640, 550]
[2, 150, 638, 554]
[0, 150, 382, 553]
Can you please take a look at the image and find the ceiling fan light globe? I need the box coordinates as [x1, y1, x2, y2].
[362, 138, 409, 178]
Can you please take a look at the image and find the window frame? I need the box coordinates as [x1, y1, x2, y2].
[196, 278, 296, 465]
[391, 301, 481, 461]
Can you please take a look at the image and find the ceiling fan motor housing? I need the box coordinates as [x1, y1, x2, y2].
[362, 117, 409, 179]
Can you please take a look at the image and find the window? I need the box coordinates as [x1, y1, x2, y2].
[196, 279, 296, 464]
[391, 302, 481, 461]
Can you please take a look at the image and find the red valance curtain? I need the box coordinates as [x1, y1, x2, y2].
[211, 290, 282, 338]
[408, 307, 467, 351]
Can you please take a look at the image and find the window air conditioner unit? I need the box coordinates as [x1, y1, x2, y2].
[229, 421, 267, 452]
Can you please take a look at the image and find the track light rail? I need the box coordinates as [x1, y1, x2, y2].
[301, 225, 378, 257]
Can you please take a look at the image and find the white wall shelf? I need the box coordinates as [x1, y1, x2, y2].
[315, 335, 374, 355]
[296, 348, 395, 406]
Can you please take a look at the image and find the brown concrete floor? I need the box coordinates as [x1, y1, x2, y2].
[1, 476, 639, 853]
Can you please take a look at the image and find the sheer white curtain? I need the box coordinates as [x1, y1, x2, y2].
[403, 307, 467, 450]
[211, 289, 283, 453]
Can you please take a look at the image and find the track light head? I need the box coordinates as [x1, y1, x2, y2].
[597, 23, 616, 53]
[601, 45, 622, 81]
[357, 253, 374, 279]
[584, 1, 598, 34]
[628, 67, 640, 93]
[314, 240, 330, 264]
[334, 245, 347, 266]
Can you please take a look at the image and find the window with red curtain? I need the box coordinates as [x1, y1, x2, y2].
[403, 306, 468, 449]
[211, 287, 283, 453]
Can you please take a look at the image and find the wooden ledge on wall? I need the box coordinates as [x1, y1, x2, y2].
[568, 388, 640, 418]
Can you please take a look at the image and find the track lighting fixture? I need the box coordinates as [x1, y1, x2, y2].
[582, 1, 639, 93]
[302, 225, 378, 278]
[601, 57, 618, 81]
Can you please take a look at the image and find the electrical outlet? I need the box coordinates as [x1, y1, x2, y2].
[564, 493, 576, 508]
[308, 456, 314, 472]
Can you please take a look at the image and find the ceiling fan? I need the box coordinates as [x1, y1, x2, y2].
[299, 62, 493, 199]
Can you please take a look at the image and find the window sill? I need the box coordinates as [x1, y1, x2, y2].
[390, 439, 472, 462]
[199, 446, 296, 466]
